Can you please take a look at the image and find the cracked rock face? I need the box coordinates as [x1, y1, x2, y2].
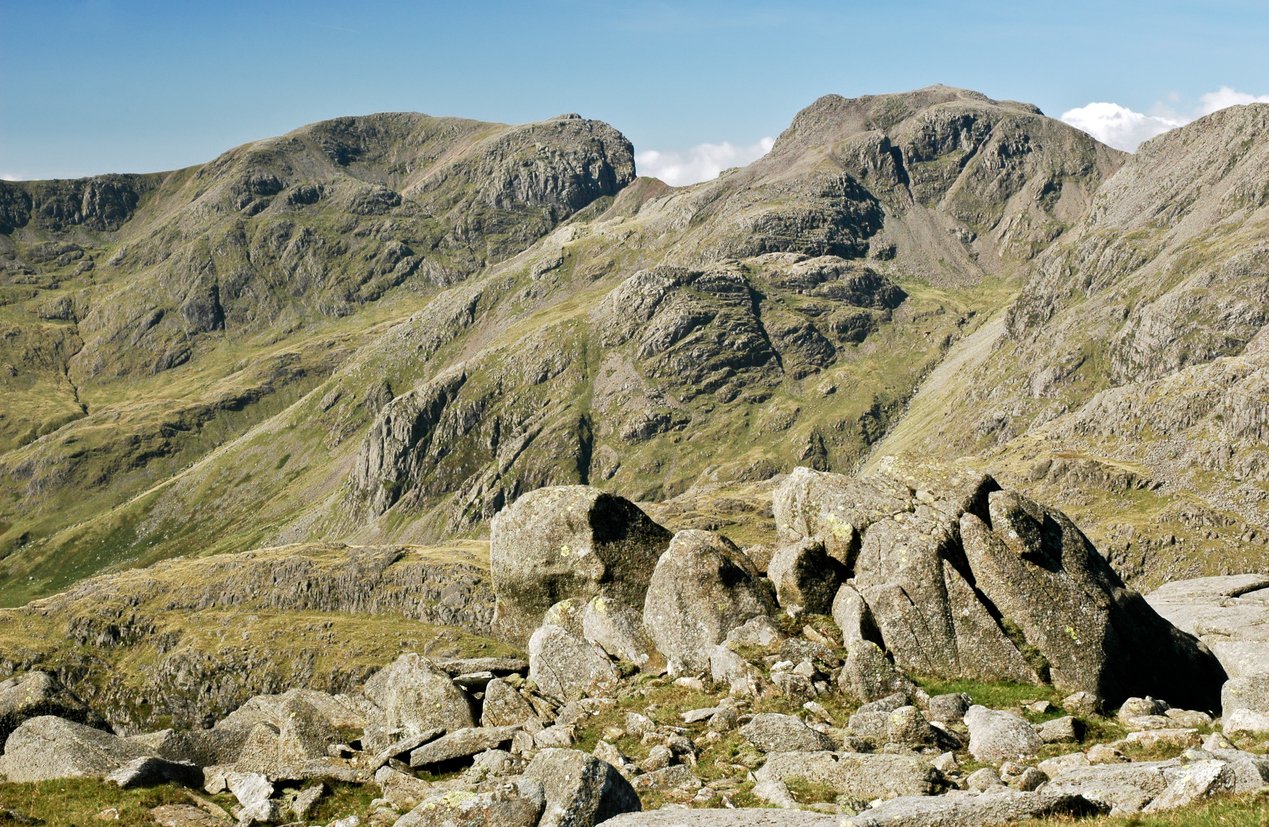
[774, 465, 1227, 710]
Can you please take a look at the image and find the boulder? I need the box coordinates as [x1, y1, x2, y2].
[362, 654, 476, 741]
[1037, 715, 1082, 744]
[842, 790, 1105, 826]
[524, 748, 641, 827]
[582, 595, 659, 669]
[775, 465, 1228, 709]
[105, 756, 202, 789]
[643, 530, 775, 675]
[1147, 574, 1269, 678]
[490, 486, 671, 644]
[598, 811, 840, 826]
[0, 715, 155, 782]
[0, 672, 100, 743]
[767, 539, 843, 616]
[1143, 759, 1235, 812]
[1222, 675, 1269, 735]
[529, 623, 618, 703]
[1043, 761, 1175, 812]
[832, 583, 880, 646]
[739, 713, 836, 753]
[838, 640, 915, 703]
[129, 727, 249, 768]
[963, 706, 1042, 763]
[755, 751, 943, 801]
[481, 678, 536, 728]
[394, 780, 544, 827]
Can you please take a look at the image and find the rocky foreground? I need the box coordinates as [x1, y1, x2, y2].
[0, 464, 1265, 825]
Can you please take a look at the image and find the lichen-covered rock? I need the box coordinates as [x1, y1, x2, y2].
[755, 751, 943, 801]
[528, 623, 619, 703]
[394, 781, 545, 827]
[643, 530, 775, 675]
[524, 748, 640, 827]
[739, 713, 836, 753]
[0, 715, 155, 782]
[767, 539, 843, 616]
[491, 486, 672, 644]
[1222, 675, 1269, 735]
[481, 678, 535, 728]
[838, 640, 916, 703]
[582, 595, 658, 670]
[362, 654, 476, 741]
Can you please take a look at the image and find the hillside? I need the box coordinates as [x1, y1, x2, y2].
[871, 103, 1269, 586]
[0, 86, 1126, 602]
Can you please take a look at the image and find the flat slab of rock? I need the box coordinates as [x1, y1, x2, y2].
[1043, 761, 1176, 812]
[755, 751, 942, 801]
[964, 706, 1042, 763]
[740, 713, 836, 753]
[598, 810, 839, 826]
[408, 726, 518, 768]
[1147, 575, 1269, 678]
[843, 790, 1105, 826]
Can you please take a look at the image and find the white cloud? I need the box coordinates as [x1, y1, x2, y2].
[1059, 102, 1184, 152]
[636, 137, 775, 186]
[1062, 87, 1269, 152]
[1197, 86, 1269, 115]
[0, 173, 20, 182]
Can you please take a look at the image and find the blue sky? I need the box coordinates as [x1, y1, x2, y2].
[1, 1, 1266, 182]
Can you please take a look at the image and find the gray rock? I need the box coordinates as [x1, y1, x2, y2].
[529, 622, 619, 703]
[1147, 574, 1269, 678]
[926, 693, 971, 724]
[582, 595, 658, 669]
[394, 780, 544, 827]
[842, 790, 1105, 826]
[739, 713, 836, 753]
[149, 804, 227, 827]
[227, 770, 274, 806]
[408, 726, 518, 768]
[964, 706, 1042, 763]
[0, 672, 100, 744]
[105, 756, 202, 789]
[709, 645, 762, 696]
[768, 539, 842, 616]
[832, 583, 880, 646]
[0, 715, 155, 782]
[363, 654, 477, 739]
[1043, 761, 1175, 812]
[128, 727, 249, 768]
[886, 705, 940, 748]
[1209, 748, 1269, 793]
[644, 530, 775, 675]
[838, 640, 915, 703]
[524, 748, 641, 827]
[598, 811, 840, 826]
[1222, 674, 1269, 735]
[490, 486, 672, 644]
[1037, 715, 1082, 744]
[481, 678, 536, 728]
[374, 764, 434, 811]
[755, 751, 943, 801]
[966, 768, 1005, 791]
[1144, 759, 1235, 812]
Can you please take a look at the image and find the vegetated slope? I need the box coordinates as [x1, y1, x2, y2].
[0, 86, 1125, 602]
[0, 112, 635, 602]
[871, 103, 1269, 586]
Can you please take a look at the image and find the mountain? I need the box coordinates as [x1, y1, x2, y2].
[871, 102, 1269, 585]
[0, 86, 1262, 607]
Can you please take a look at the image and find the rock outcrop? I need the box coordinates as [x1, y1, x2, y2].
[775, 465, 1227, 709]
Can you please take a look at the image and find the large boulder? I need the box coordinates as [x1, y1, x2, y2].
[768, 539, 843, 616]
[643, 530, 776, 675]
[0, 671, 101, 744]
[774, 465, 1227, 709]
[0, 715, 155, 781]
[394, 780, 544, 827]
[524, 748, 641, 827]
[362, 654, 476, 744]
[1147, 574, 1269, 678]
[491, 486, 672, 644]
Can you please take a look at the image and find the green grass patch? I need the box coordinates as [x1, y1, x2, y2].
[0, 779, 205, 826]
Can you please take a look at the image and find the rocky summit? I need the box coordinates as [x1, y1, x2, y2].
[0, 86, 1265, 826]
